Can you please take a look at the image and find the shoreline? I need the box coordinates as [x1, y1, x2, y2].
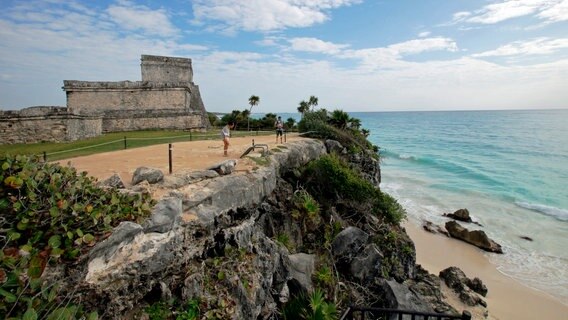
[404, 221, 568, 320]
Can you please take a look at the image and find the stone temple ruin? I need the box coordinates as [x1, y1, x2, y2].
[0, 55, 210, 144]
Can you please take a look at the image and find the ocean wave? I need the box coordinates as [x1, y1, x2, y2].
[515, 201, 568, 222]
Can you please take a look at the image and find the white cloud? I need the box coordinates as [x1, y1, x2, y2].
[106, 1, 178, 36]
[418, 31, 431, 38]
[191, 0, 362, 32]
[472, 37, 568, 57]
[342, 37, 459, 70]
[461, 0, 567, 25]
[538, 0, 568, 22]
[288, 37, 349, 54]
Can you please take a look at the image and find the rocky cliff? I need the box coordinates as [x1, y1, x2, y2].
[61, 139, 483, 319]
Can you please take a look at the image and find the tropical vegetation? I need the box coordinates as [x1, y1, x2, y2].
[0, 154, 155, 319]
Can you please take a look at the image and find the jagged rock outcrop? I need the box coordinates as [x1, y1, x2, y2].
[71, 138, 476, 318]
[81, 140, 327, 317]
[325, 139, 347, 154]
[132, 166, 164, 185]
[444, 208, 482, 226]
[439, 267, 487, 307]
[377, 279, 435, 314]
[98, 173, 125, 189]
[444, 209, 472, 222]
[423, 220, 449, 237]
[445, 221, 503, 253]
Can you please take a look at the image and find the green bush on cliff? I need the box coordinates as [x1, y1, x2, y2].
[0, 154, 155, 319]
[298, 110, 373, 156]
[302, 154, 404, 224]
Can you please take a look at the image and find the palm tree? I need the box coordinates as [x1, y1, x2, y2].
[298, 100, 309, 117]
[248, 95, 260, 131]
[308, 95, 318, 111]
[349, 117, 361, 130]
[329, 109, 350, 129]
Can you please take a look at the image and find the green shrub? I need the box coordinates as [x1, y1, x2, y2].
[314, 266, 334, 289]
[282, 289, 338, 320]
[145, 301, 172, 320]
[0, 154, 154, 319]
[175, 299, 200, 320]
[298, 110, 373, 157]
[292, 189, 321, 229]
[302, 154, 404, 224]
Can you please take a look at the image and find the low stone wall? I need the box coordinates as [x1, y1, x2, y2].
[0, 106, 102, 144]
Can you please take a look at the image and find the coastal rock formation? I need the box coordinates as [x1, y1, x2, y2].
[423, 220, 449, 237]
[444, 208, 482, 226]
[37, 139, 478, 318]
[445, 221, 503, 253]
[439, 267, 488, 307]
[444, 209, 472, 222]
[325, 139, 347, 154]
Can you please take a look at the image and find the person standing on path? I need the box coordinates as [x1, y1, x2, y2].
[275, 116, 284, 143]
[221, 121, 235, 156]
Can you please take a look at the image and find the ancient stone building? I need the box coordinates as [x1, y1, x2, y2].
[0, 55, 210, 145]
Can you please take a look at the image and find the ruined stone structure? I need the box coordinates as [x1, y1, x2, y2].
[0, 55, 210, 145]
[0, 107, 101, 144]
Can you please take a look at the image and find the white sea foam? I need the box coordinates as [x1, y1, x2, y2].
[515, 201, 568, 222]
[398, 154, 415, 160]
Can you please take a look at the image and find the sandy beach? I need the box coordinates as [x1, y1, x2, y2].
[60, 135, 568, 319]
[404, 221, 568, 320]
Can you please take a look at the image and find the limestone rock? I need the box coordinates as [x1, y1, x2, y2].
[332, 226, 369, 263]
[445, 221, 503, 253]
[288, 253, 315, 293]
[325, 139, 347, 154]
[423, 221, 449, 237]
[444, 208, 472, 222]
[99, 173, 125, 189]
[161, 170, 219, 188]
[207, 159, 237, 175]
[439, 266, 487, 307]
[132, 166, 164, 185]
[377, 279, 435, 315]
[467, 277, 488, 297]
[349, 243, 383, 282]
[143, 197, 183, 233]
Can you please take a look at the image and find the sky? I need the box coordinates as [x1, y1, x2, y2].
[0, 0, 567, 113]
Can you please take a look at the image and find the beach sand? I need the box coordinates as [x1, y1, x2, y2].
[404, 222, 568, 320]
[59, 134, 568, 319]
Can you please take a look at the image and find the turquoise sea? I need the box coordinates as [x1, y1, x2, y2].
[355, 109, 568, 305]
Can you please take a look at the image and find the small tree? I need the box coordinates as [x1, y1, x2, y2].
[286, 117, 296, 130]
[248, 95, 260, 131]
[308, 95, 319, 111]
[298, 100, 309, 117]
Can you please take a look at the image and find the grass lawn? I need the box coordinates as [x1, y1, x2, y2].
[0, 129, 274, 161]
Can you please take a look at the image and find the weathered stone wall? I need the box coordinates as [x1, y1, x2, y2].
[102, 111, 206, 132]
[141, 55, 193, 83]
[64, 81, 190, 115]
[0, 106, 102, 144]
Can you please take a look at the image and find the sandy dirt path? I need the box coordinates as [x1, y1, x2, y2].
[60, 133, 307, 185]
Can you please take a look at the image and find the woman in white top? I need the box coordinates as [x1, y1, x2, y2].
[221, 121, 236, 156]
